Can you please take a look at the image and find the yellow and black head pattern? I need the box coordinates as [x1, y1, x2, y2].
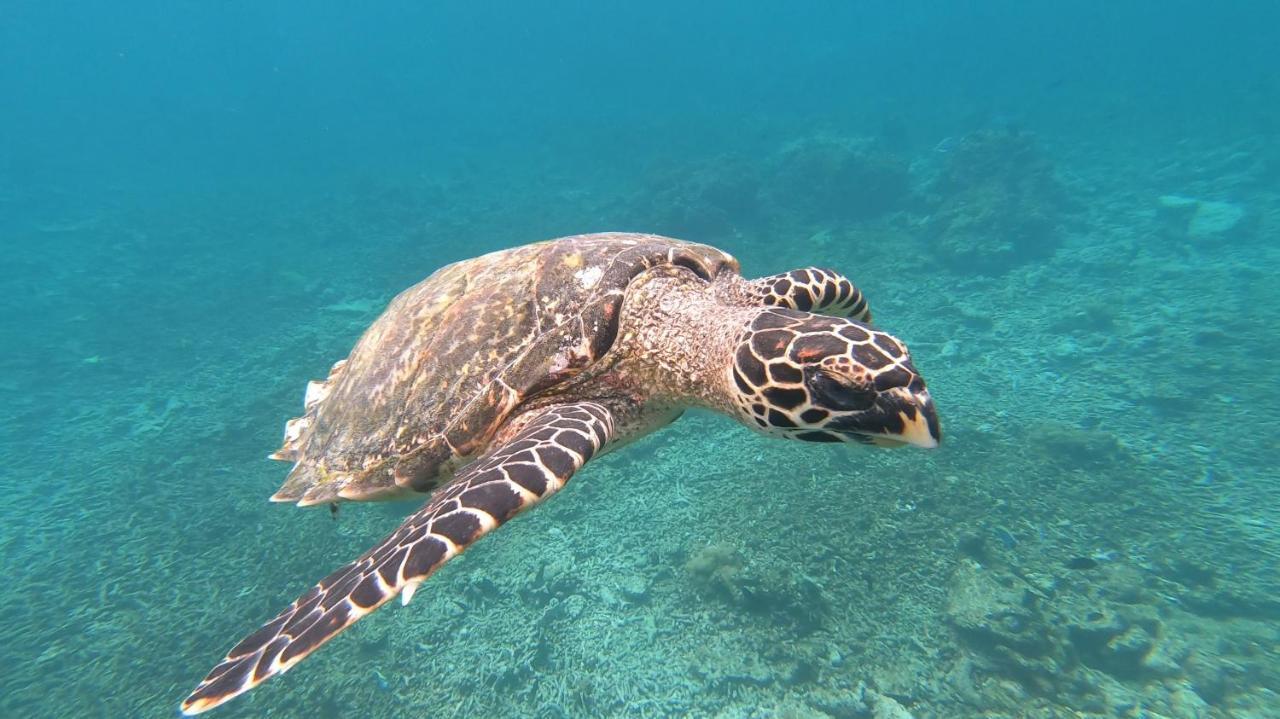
[729, 308, 940, 448]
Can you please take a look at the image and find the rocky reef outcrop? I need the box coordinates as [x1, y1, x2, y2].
[923, 129, 1069, 272]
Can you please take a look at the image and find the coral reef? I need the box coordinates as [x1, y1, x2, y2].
[627, 155, 762, 240]
[923, 129, 1069, 272]
[764, 136, 912, 224]
[626, 136, 912, 243]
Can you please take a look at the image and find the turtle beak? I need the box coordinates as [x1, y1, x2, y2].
[890, 387, 941, 448]
[852, 387, 940, 449]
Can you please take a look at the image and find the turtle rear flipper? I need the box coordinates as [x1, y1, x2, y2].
[180, 402, 616, 716]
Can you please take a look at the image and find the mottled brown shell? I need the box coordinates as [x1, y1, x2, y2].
[270, 233, 738, 506]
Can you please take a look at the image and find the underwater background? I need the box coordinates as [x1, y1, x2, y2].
[2, 2, 1277, 717]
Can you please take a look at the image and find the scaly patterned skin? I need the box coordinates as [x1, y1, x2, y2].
[719, 266, 872, 323]
[181, 234, 939, 714]
[725, 308, 936, 446]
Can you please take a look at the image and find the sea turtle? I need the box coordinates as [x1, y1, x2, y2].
[181, 232, 940, 714]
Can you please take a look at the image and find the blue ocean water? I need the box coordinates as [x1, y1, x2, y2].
[2, 2, 1277, 717]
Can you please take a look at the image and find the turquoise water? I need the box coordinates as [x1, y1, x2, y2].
[3, 3, 1278, 717]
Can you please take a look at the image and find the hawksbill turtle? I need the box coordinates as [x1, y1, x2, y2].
[181, 232, 940, 713]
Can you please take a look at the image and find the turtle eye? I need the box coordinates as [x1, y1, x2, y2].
[804, 366, 876, 412]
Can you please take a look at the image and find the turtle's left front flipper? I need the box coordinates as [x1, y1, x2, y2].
[180, 402, 616, 715]
[734, 267, 872, 322]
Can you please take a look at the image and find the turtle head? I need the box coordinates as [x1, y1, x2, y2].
[727, 310, 940, 448]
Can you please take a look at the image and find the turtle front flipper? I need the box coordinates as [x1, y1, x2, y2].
[180, 401, 616, 715]
[734, 268, 871, 322]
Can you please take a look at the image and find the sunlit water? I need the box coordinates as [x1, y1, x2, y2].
[2, 3, 1276, 717]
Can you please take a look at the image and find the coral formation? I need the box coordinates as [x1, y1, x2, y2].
[764, 136, 912, 223]
[924, 129, 1069, 272]
[626, 136, 912, 242]
[628, 155, 761, 240]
